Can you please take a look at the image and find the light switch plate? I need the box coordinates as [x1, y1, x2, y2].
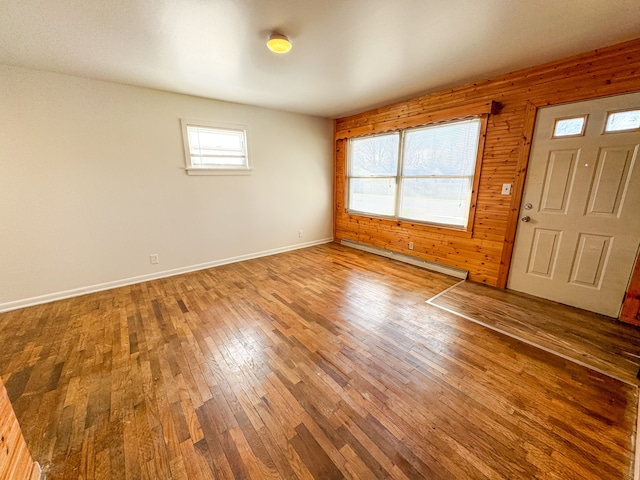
[501, 183, 512, 195]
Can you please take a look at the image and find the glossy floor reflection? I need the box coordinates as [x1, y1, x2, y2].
[0, 243, 636, 479]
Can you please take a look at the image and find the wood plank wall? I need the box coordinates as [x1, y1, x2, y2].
[0, 377, 41, 480]
[334, 38, 640, 288]
[620, 252, 640, 326]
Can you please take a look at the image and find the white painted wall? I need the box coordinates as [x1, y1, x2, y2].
[0, 65, 334, 311]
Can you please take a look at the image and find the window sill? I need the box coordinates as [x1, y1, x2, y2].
[185, 167, 253, 176]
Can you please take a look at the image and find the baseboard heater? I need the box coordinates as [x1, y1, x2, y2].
[340, 239, 468, 280]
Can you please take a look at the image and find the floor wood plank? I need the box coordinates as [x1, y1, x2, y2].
[429, 280, 640, 385]
[0, 243, 637, 479]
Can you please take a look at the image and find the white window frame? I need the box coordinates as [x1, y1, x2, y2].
[346, 117, 484, 231]
[180, 119, 252, 176]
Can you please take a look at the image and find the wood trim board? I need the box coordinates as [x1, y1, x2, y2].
[621, 249, 640, 326]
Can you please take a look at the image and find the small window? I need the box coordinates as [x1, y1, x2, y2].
[180, 119, 251, 175]
[604, 109, 640, 133]
[552, 116, 587, 138]
[347, 117, 484, 230]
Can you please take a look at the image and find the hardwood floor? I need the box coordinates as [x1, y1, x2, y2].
[0, 243, 637, 479]
[429, 280, 640, 386]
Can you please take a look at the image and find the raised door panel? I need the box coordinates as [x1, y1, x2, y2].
[539, 149, 579, 213]
[527, 229, 562, 278]
[569, 234, 612, 288]
[586, 145, 637, 217]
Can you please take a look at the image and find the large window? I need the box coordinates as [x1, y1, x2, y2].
[347, 117, 483, 229]
[181, 119, 251, 176]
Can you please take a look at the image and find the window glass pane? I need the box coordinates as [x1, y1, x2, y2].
[181, 120, 251, 174]
[605, 109, 640, 132]
[402, 119, 481, 176]
[399, 178, 472, 227]
[348, 178, 397, 216]
[349, 133, 400, 176]
[553, 117, 586, 137]
[187, 127, 244, 156]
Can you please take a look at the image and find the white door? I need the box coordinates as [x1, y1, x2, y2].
[508, 92, 640, 317]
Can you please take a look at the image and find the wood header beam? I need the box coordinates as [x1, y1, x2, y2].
[335, 100, 501, 139]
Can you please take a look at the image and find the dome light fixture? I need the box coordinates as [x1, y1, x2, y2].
[266, 33, 292, 54]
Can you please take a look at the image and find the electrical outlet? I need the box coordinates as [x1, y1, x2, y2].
[408, 242, 414, 250]
[501, 183, 512, 195]
[150, 254, 159, 264]
[298, 229, 303, 238]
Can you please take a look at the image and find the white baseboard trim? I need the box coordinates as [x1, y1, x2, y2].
[340, 239, 468, 279]
[0, 238, 334, 313]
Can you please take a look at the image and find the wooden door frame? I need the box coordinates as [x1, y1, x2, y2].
[620, 250, 640, 325]
[497, 96, 640, 322]
[497, 101, 538, 288]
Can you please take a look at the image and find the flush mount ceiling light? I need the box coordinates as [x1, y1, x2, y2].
[266, 33, 292, 54]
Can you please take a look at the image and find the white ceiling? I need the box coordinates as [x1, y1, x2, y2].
[2, 0, 640, 118]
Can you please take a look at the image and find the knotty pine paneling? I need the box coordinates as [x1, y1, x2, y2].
[620, 252, 640, 326]
[0, 378, 40, 480]
[334, 37, 640, 286]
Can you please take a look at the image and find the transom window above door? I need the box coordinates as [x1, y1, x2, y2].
[552, 115, 587, 138]
[604, 108, 640, 133]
